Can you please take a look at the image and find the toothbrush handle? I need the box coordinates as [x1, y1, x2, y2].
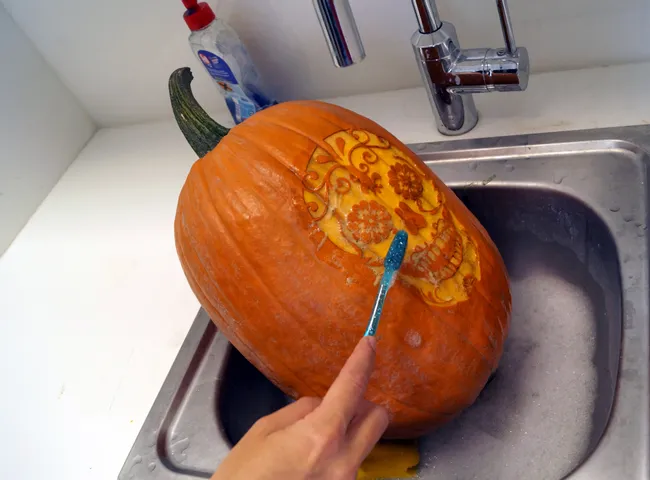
[364, 281, 389, 336]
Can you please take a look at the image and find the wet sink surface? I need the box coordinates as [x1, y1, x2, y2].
[414, 188, 620, 479]
[120, 126, 650, 480]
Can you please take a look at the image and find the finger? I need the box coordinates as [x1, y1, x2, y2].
[345, 400, 390, 464]
[316, 336, 377, 428]
[252, 396, 321, 435]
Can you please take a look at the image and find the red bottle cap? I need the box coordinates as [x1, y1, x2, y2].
[183, 0, 215, 31]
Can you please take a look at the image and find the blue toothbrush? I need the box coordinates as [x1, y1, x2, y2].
[364, 230, 409, 336]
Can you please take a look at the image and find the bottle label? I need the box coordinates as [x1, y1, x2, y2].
[197, 50, 238, 84]
[196, 49, 277, 124]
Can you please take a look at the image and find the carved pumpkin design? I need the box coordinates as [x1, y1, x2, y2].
[388, 162, 424, 200]
[172, 91, 511, 438]
[302, 128, 480, 307]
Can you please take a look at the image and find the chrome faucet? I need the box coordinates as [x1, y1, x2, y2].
[313, 0, 529, 135]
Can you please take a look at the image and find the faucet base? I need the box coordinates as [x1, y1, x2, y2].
[411, 25, 480, 136]
[431, 88, 479, 136]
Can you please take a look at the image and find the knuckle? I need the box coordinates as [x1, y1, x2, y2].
[332, 413, 349, 436]
[372, 399, 393, 423]
[306, 423, 340, 457]
[308, 427, 332, 452]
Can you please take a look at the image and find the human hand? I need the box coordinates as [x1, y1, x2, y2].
[211, 336, 389, 480]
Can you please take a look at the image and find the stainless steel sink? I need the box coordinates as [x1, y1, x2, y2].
[119, 125, 650, 480]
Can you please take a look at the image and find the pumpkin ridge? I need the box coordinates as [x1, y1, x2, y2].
[186, 168, 326, 396]
[229, 126, 314, 183]
[412, 193, 507, 355]
[179, 178, 253, 328]
[475, 269, 508, 338]
[423, 313, 492, 371]
[470, 279, 509, 358]
[179, 197, 242, 321]
[176, 205, 319, 397]
[195, 148, 361, 397]
[433, 195, 510, 357]
[383, 283, 493, 383]
[428, 306, 493, 366]
[176, 203, 238, 326]
[480, 252, 511, 339]
[193, 163, 293, 313]
[451, 234, 509, 351]
[257, 114, 349, 172]
[380, 280, 494, 372]
[176, 210, 259, 360]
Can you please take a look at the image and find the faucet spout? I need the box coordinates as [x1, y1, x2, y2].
[312, 0, 365, 68]
[411, 0, 442, 33]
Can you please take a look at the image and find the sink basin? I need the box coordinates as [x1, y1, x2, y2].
[120, 125, 650, 480]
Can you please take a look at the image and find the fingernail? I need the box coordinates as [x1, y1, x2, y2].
[366, 336, 378, 352]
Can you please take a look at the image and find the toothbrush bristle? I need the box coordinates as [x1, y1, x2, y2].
[384, 230, 408, 271]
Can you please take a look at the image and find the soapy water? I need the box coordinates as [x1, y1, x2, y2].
[416, 239, 600, 480]
[414, 188, 613, 480]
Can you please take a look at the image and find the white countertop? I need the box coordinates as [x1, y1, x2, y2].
[1, 62, 650, 480]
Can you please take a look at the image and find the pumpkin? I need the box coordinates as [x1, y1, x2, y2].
[170, 68, 511, 438]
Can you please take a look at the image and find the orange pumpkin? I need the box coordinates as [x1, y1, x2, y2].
[171, 68, 511, 438]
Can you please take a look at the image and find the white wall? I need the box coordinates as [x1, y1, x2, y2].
[2, 0, 648, 127]
[0, 4, 95, 256]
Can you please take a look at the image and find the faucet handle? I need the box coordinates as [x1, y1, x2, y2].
[471, 0, 529, 93]
[496, 0, 517, 56]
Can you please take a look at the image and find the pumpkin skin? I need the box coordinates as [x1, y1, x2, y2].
[174, 99, 511, 438]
